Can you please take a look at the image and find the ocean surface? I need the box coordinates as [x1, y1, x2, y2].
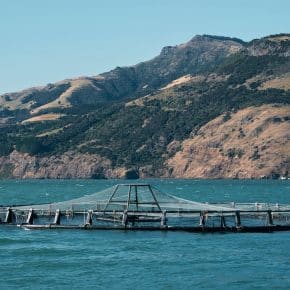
[0, 179, 290, 289]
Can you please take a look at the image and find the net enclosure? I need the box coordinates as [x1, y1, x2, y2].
[1, 183, 290, 232]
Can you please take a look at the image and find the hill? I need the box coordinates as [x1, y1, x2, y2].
[0, 34, 290, 179]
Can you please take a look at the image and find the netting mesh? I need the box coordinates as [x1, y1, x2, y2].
[11, 184, 290, 213]
[12, 184, 233, 212]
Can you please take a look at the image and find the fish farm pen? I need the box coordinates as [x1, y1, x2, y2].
[1, 183, 290, 233]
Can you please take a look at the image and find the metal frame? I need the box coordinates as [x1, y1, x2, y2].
[1, 183, 290, 233]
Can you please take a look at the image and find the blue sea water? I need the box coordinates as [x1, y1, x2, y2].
[0, 179, 290, 289]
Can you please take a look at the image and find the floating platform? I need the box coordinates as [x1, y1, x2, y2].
[1, 183, 290, 233]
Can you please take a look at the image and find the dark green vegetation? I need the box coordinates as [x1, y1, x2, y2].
[1, 34, 290, 174]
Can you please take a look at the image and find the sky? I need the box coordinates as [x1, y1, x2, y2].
[1, 0, 290, 94]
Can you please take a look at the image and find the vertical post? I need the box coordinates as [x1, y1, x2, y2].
[126, 185, 132, 211]
[26, 208, 34, 225]
[122, 210, 128, 227]
[86, 210, 93, 225]
[220, 215, 226, 228]
[134, 185, 139, 211]
[53, 209, 61, 225]
[267, 210, 273, 226]
[161, 210, 167, 227]
[235, 211, 241, 228]
[4, 208, 13, 223]
[199, 212, 206, 227]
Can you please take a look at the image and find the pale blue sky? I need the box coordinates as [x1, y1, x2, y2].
[1, 0, 290, 94]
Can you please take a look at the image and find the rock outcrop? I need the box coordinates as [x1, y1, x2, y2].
[0, 151, 126, 179]
[166, 105, 290, 179]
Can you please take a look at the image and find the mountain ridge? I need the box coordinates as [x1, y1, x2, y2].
[0, 33, 290, 179]
[0, 34, 244, 117]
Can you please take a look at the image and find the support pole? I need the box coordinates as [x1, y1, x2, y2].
[235, 211, 241, 228]
[220, 215, 226, 228]
[199, 212, 206, 227]
[161, 210, 167, 227]
[148, 185, 162, 212]
[26, 208, 34, 225]
[267, 210, 273, 226]
[122, 210, 128, 227]
[134, 185, 139, 211]
[103, 185, 120, 212]
[4, 208, 12, 223]
[126, 185, 132, 211]
[86, 210, 93, 225]
[53, 209, 61, 225]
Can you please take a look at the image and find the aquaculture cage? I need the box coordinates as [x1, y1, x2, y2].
[1, 183, 290, 232]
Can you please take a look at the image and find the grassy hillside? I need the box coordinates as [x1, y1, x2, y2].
[0, 34, 290, 178]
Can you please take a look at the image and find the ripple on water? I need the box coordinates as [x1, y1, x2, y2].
[0, 180, 290, 289]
